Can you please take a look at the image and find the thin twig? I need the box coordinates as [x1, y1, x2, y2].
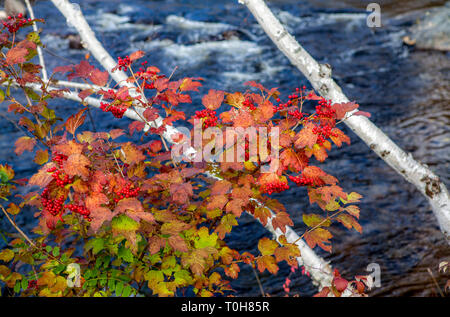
[0, 205, 37, 249]
[427, 267, 445, 297]
[251, 263, 266, 297]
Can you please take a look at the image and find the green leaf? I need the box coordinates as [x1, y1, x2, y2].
[115, 281, 124, 297]
[111, 214, 139, 231]
[52, 246, 60, 257]
[21, 277, 28, 291]
[14, 280, 21, 293]
[108, 279, 115, 292]
[26, 32, 42, 45]
[257, 237, 278, 256]
[122, 284, 132, 297]
[194, 227, 218, 249]
[303, 213, 331, 227]
[87, 238, 105, 255]
[0, 249, 14, 262]
[118, 246, 134, 263]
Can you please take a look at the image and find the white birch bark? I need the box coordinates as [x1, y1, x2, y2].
[239, 0, 450, 240]
[46, 0, 357, 293]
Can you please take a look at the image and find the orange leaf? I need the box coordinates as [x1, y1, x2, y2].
[225, 198, 245, 217]
[115, 198, 144, 213]
[202, 89, 224, 110]
[330, 128, 350, 147]
[271, 211, 293, 234]
[207, 194, 228, 211]
[294, 122, 317, 149]
[336, 214, 362, 233]
[63, 153, 90, 180]
[304, 228, 333, 252]
[129, 50, 145, 62]
[258, 237, 278, 256]
[33, 149, 48, 165]
[256, 255, 279, 274]
[14, 136, 36, 156]
[211, 180, 232, 196]
[121, 142, 145, 165]
[168, 235, 189, 252]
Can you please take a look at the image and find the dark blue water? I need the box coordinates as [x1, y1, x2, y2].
[0, 0, 449, 296]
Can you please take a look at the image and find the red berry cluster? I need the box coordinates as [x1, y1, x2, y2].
[116, 55, 131, 71]
[289, 175, 315, 187]
[114, 183, 140, 203]
[312, 124, 338, 145]
[315, 98, 336, 118]
[2, 13, 31, 33]
[288, 109, 304, 120]
[242, 98, 256, 111]
[47, 154, 73, 188]
[194, 109, 218, 129]
[100, 102, 127, 119]
[136, 63, 163, 90]
[65, 204, 91, 221]
[273, 87, 306, 112]
[47, 167, 73, 188]
[261, 180, 289, 195]
[52, 153, 67, 168]
[41, 187, 65, 218]
[27, 280, 38, 290]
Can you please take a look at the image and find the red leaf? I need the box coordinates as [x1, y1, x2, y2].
[65, 108, 86, 135]
[129, 50, 145, 62]
[129, 121, 145, 136]
[78, 89, 94, 100]
[314, 287, 330, 297]
[109, 129, 125, 140]
[148, 140, 162, 153]
[332, 102, 359, 120]
[179, 77, 203, 92]
[89, 69, 109, 86]
[143, 107, 159, 122]
[202, 89, 225, 110]
[333, 276, 349, 292]
[354, 111, 371, 118]
[170, 183, 193, 205]
[53, 65, 74, 74]
[244, 81, 267, 92]
[68, 60, 95, 81]
[6, 46, 28, 65]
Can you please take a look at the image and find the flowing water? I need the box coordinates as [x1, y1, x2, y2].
[0, 0, 449, 296]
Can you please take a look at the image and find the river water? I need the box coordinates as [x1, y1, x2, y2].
[0, 0, 449, 297]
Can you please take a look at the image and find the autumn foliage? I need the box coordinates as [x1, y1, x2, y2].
[0, 17, 371, 297]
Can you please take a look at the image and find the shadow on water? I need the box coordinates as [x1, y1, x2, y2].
[0, 0, 449, 296]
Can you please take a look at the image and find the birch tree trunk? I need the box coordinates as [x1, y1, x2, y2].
[239, 0, 450, 240]
[48, 0, 341, 292]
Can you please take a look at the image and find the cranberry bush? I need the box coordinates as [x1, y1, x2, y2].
[0, 17, 370, 297]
